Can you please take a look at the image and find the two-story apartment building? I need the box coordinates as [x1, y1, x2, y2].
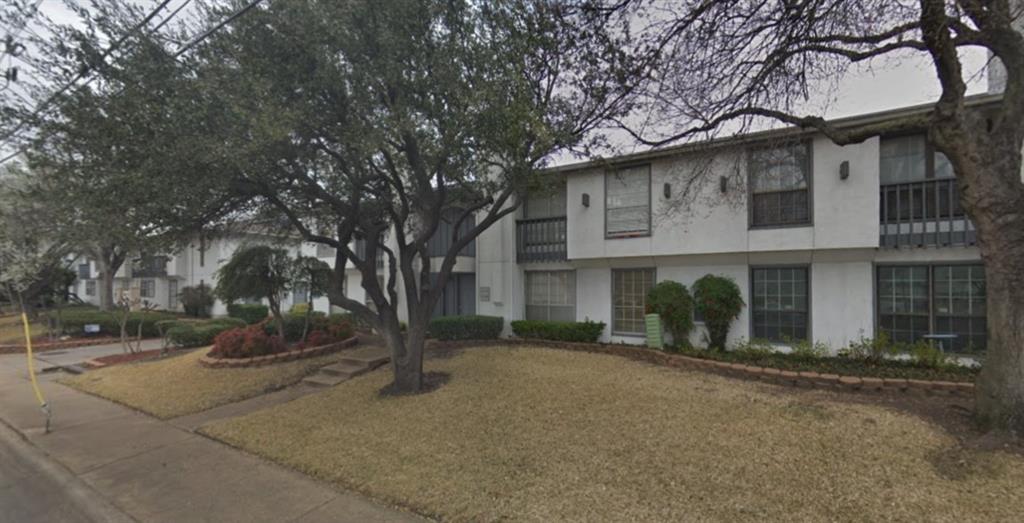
[474, 97, 998, 354]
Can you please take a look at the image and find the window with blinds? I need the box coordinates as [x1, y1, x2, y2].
[606, 165, 651, 237]
[749, 143, 811, 227]
[612, 268, 655, 335]
[525, 271, 576, 322]
[751, 267, 809, 342]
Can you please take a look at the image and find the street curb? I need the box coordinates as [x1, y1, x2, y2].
[0, 419, 137, 523]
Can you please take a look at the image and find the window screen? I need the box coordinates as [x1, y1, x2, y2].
[749, 143, 811, 226]
[612, 268, 655, 334]
[752, 267, 809, 342]
[606, 166, 650, 237]
[525, 271, 576, 322]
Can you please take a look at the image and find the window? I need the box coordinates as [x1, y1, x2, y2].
[525, 183, 567, 219]
[879, 134, 954, 185]
[293, 284, 309, 306]
[751, 267, 809, 343]
[140, 279, 156, 298]
[85, 280, 96, 296]
[606, 165, 650, 237]
[77, 263, 90, 279]
[612, 268, 655, 335]
[168, 279, 178, 309]
[316, 244, 336, 259]
[749, 143, 811, 227]
[525, 271, 576, 322]
[878, 265, 987, 352]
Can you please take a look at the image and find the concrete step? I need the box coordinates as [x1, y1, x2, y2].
[301, 374, 349, 388]
[338, 353, 389, 369]
[319, 362, 369, 379]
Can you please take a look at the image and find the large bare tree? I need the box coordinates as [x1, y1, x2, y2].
[605, 0, 1024, 433]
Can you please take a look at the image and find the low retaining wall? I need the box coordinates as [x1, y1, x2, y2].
[0, 337, 123, 355]
[427, 338, 976, 396]
[198, 336, 359, 369]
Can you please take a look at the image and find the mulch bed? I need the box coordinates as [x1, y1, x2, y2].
[84, 348, 171, 368]
[198, 336, 359, 369]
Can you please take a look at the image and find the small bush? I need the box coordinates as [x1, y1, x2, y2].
[839, 332, 898, 363]
[210, 326, 287, 359]
[909, 340, 952, 369]
[261, 312, 326, 342]
[61, 308, 181, 338]
[289, 303, 311, 316]
[646, 280, 694, 344]
[164, 317, 247, 348]
[179, 284, 215, 318]
[227, 303, 270, 325]
[692, 274, 745, 350]
[429, 315, 503, 340]
[789, 338, 830, 360]
[511, 319, 605, 343]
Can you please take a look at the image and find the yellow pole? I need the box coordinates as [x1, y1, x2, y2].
[21, 312, 51, 433]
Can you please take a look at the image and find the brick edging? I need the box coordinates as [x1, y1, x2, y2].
[426, 338, 976, 396]
[198, 336, 359, 369]
[0, 337, 125, 355]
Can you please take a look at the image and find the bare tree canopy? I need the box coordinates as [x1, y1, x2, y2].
[603, 0, 1024, 434]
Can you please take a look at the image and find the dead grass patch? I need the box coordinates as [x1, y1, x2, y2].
[202, 346, 1024, 522]
[61, 348, 350, 419]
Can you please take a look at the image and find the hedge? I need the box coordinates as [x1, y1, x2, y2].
[429, 315, 503, 341]
[227, 303, 270, 325]
[164, 317, 247, 348]
[510, 320, 605, 343]
[60, 308, 182, 338]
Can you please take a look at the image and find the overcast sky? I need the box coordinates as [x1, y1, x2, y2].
[2, 0, 993, 164]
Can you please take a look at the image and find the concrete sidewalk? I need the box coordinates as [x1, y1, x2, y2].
[0, 352, 423, 522]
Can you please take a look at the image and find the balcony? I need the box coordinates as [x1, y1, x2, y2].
[354, 239, 386, 270]
[130, 256, 168, 278]
[516, 216, 567, 263]
[880, 178, 976, 248]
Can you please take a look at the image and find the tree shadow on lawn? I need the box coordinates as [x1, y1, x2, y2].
[378, 371, 451, 398]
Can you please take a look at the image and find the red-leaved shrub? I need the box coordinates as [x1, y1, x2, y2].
[210, 325, 286, 359]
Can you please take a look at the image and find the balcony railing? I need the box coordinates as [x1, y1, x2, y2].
[354, 239, 386, 270]
[880, 178, 976, 248]
[516, 216, 567, 263]
[131, 256, 168, 278]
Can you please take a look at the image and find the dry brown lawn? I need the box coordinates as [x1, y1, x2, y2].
[201, 346, 1024, 522]
[62, 348, 350, 419]
[0, 313, 46, 344]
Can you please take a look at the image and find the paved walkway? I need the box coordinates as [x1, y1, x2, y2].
[0, 348, 421, 522]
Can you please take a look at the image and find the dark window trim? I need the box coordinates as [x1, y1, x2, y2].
[610, 266, 657, 337]
[604, 163, 653, 239]
[747, 140, 814, 229]
[873, 261, 986, 352]
[748, 264, 812, 344]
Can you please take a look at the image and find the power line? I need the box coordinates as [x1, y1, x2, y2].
[0, 0, 269, 165]
[0, 0, 176, 146]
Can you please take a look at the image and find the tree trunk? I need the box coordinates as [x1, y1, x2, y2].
[383, 310, 425, 393]
[99, 266, 116, 311]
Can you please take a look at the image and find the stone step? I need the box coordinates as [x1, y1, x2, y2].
[301, 374, 349, 388]
[320, 362, 369, 379]
[338, 353, 390, 369]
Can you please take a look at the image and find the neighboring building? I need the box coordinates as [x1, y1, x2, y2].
[473, 97, 1000, 354]
[70, 231, 343, 316]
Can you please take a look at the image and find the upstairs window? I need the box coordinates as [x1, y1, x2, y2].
[606, 165, 651, 238]
[879, 134, 954, 185]
[525, 183, 567, 220]
[316, 244, 336, 259]
[77, 263, 90, 279]
[749, 143, 812, 227]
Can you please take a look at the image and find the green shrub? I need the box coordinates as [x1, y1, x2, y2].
[164, 317, 247, 348]
[789, 338, 830, 360]
[227, 303, 270, 325]
[61, 308, 181, 338]
[909, 340, 953, 369]
[510, 319, 605, 343]
[179, 284, 215, 318]
[839, 332, 897, 363]
[289, 303, 311, 315]
[692, 274, 745, 351]
[646, 280, 694, 344]
[261, 311, 329, 342]
[429, 315, 503, 340]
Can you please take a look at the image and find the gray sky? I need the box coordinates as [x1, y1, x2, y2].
[2, 0, 993, 164]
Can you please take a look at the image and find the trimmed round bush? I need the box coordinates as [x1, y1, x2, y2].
[429, 315, 503, 340]
[228, 303, 270, 325]
[510, 320, 605, 343]
[164, 317, 247, 348]
[210, 326, 287, 359]
[692, 274, 745, 350]
[645, 280, 694, 345]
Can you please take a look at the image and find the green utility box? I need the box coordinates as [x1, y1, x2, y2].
[645, 313, 663, 349]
